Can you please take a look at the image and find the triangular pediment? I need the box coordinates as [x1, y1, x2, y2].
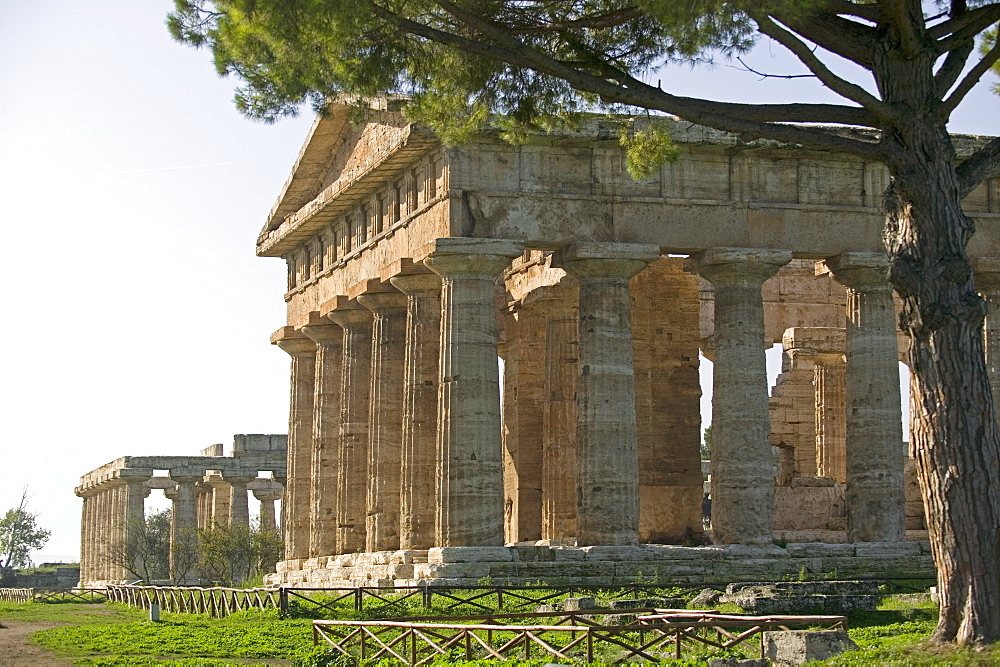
[261, 97, 412, 238]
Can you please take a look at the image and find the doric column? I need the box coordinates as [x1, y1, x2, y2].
[357, 285, 408, 553]
[120, 471, 151, 578]
[973, 257, 1000, 421]
[542, 284, 579, 541]
[688, 247, 792, 545]
[815, 346, 848, 484]
[499, 298, 545, 544]
[168, 470, 201, 584]
[222, 470, 255, 529]
[208, 475, 232, 527]
[272, 327, 316, 559]
[327, 299, 374, 553]
[825, 252, 905, 542]
[75, 490, 90, 585]
[300, 313, 343, 557]
[253, 488, 282, 533]
[389, 269, 442, 550]
[423, 238, 524, 547]
[554, 242, 659, 546]
[95, 489, 108, 581]
[273, 472, 287, 536]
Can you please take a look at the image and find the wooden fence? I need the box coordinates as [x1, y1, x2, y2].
[312, 609, 848, 664]
[106, 585, 281, 617]
[0, 588, 33, 602]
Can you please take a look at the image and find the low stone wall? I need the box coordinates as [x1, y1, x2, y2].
[265, 541, 934, 587]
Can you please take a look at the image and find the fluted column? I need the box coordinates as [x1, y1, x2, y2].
[327, 300, 374, 553]
[300, 313, 343, 557]
[358, 287, 408, 553]
[542, 286, 579, 541]
[815, 350, 848, 483]
[253, 488, 282, 533]
[272, 327, 316, 560]
[390, 270, 442, 550]
[206, 475, 232, 527]
[554, 242, 659, 546]
[96, 489, 109, 580]
[75, 490, 90, 585]
[223, 471, 255, 529]
[499, 300, 545, 544]
[825, 252, 905, 542]
[423, 238, 524, 547]
[688, 247, 792, 545]
[168, 470, 201, 584]
[973, 257, 1000, 421]
[121, 471, 150, 578]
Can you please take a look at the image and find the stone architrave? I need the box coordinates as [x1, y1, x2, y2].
[688, 247, 793, 545]
[499, 299, 545, 544]
[422, 238, 525, 547]
[973, 257, 1000, 422]
[824, 252, 905, 542]
[327, 299, 374, 553]
[272, 327, 317, 560]
[300, 312, 344, 557]
[357, 285, 408, 553]
[541, 282, 579, 541]
[389, 269, 442, 550]
[554, 242, 661, 546]
[168, 470, 202, 584]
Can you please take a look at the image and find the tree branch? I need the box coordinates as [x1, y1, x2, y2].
[510, 6, 645, 33]
[825, 0, 883, 23]
[376, 2, 885, 158]
[957, 136, 1000, 198]
[878, 0, 926, 57]
[772, 9, 877, 69]
[928, 2, 1000, 43]
[940, 38, 1000, 116]
[934, 40, 975, 97]
[751, 13, 894, 118]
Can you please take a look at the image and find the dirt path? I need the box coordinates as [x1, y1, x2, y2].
[0, 620, 68, 665]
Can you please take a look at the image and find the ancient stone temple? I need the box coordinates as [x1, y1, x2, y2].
[262, 97, 999, 586]
[76, 434, 285, 587]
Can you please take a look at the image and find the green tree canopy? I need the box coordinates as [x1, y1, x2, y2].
[0, 490, 51, 570]
[168, 0, 1000, 646]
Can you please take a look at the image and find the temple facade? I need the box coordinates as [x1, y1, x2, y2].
[76, 434, 285, 587]
[261, 98, 999, 585]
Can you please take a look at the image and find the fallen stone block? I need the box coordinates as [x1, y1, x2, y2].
[763, 629, 859, 665]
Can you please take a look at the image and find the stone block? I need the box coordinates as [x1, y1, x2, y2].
[562, 596, 597, 611]
[785, 542, 855, 558]
[511, 545, 555, 562]
[427, 547, 514, 563]
[332, 553, 357, 567]
[854, 541, 920, 557]
[723, 544, 791, 558]
[763, 630, 858, 665]
[551, 547, 586, 561]
[412, 562, 493, 579]
[689, 588, 722, 608]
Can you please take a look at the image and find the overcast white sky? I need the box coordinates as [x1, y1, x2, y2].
[2, 1, 997, 564]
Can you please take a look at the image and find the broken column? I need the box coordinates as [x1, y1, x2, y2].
[300, 312, 343, 557]
[689, 247, 792, 545]
[272, 327, 316, 560]
[423, 238, 524, 547]
[389, 268, 442, 550]
[327, 298, 374, 553]
[825, 252, 905, 542]
[555, 242, 659, 546]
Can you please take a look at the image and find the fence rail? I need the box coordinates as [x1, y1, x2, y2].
[33, 588, 107, 603]
[312, 610, 848, 664]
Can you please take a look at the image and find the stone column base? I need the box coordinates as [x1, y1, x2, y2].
[265, 540, 934, 587]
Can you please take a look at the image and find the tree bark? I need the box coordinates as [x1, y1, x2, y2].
[883, 121, 1000, 646]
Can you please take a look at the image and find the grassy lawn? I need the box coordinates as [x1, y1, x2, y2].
[3, 594, 1000, 665]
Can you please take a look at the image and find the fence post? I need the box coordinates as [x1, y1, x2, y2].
[421, 584, 431, 609]
[355, 588, 363, 612]
[279, 588, 289, 617]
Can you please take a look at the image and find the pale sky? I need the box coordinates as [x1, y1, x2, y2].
[2, 1, 997, 564]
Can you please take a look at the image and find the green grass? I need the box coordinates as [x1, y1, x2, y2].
[4, 592, 1000, 665]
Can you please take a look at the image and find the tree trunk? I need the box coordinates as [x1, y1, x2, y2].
[883, 123, 1000, 646]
